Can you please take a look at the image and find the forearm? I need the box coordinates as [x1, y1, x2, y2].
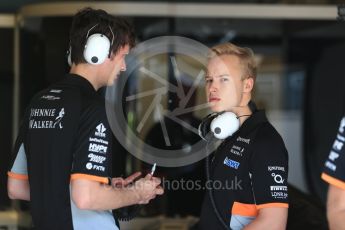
[328, 209, 345, 230]
[71, 179, 140, 210]
[243, 209, 287, 230]
[7, 177, 30, 201]
[243, 218, 285, 230]
[89, 184, 140, 210]
[326, 185, 345, 230]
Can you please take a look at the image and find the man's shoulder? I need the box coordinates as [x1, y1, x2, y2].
[252, 122, 287, 153]
[256, 121, 283, 141]
[30, 76, 80, 98]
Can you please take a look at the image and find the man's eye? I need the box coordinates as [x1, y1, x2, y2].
[205, 79, 212, 83]
[221, 78, 229, 82]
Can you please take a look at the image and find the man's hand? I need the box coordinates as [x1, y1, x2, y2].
[112, 172, 142, 188]
[131, 174, 164, 204]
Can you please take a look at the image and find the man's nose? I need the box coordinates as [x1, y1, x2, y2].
[208, 81, 218, 92]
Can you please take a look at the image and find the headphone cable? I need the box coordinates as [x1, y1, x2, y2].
[206, 141, 231, 230]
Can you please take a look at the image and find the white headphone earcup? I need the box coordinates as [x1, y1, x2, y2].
[198, 113, 218, 141]
[210, 112, 240, 139]
[84, 33, 111, 65]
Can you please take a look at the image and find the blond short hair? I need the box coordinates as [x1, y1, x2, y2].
[209, 42, 257, 82]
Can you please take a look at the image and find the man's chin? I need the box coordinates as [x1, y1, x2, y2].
[107, 79, 116, 86]
[210, 106, 223, 113]
[107, 76, 119, 86]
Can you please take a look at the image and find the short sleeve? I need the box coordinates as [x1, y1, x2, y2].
[8, 109, 29, 180]
[250, 126, 289, 209]
[71, 104, 112, 184]
[322, 116, 345, 190]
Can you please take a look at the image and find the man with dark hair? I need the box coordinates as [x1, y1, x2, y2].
[7, 8, 163, 230]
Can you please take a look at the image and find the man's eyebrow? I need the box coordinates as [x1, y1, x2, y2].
[205, 74, 230, 78]
[217, 74, 230, 78]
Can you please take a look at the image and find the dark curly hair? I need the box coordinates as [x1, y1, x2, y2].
[69, 7, 135, 64]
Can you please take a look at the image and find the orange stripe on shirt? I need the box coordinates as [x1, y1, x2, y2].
[71, 173, 108, 184]
[321, 173, 345, 190]
[231, 202, 258, 216]
[231, 202, 288, 216]
[7, 171, 28, 180]
[256, 203, 289, 209]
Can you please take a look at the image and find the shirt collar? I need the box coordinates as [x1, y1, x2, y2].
[65, 73, 96, 93]
[238, 110, 268, 136]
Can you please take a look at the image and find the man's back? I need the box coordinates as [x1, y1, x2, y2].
[9, 75, 117, 230]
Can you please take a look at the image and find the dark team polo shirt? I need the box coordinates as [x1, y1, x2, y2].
[322, 116, 345, 190]
[199, 110, 289, 230]
[8, 74, 118, 230]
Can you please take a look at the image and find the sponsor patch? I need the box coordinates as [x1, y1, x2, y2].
[88, 153, 106, 164]
[236, 136, 250, 144]
[95, 123, 106, 138]
[224, 157, 240, 169]
[89, 143, 108, 154]
[325, 161, 337, 171]
[270, 185, 288, 191]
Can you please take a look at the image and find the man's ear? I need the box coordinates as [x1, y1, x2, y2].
[243, 77, 254, 93]
[109, 53, 115, 61]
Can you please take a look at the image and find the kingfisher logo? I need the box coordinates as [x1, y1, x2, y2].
[224, 157, 240, 169]
[95, 123, 106, 138]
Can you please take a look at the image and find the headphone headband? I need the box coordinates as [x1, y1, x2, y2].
[86, 24, 114, 46]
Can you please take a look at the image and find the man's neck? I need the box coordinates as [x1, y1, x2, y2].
[232, 99, 253, 125]
[70, 64, 102, 91]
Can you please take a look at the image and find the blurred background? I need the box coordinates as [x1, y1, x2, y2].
[1, 0, 345, 229]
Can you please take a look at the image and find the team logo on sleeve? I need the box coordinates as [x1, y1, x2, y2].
[88, 153, 106, 164]
[85, 162, 105, 172]
[88, 143, 108, 154]
[339, 117, 345, 133]
[86, 162, 93, 170]
[95, 123, 106, 138]
[333, 140, 344, 152]
[325, 151, 339, 171]
[271, 173, 285, 184]
[325, 119, 345, 172]
[268, 167, 288, 199]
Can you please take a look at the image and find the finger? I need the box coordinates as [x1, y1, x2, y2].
[155, 187, 164, 195]
[141, 200, 149, 204]
[111, 178, 125, 187]
[145, 173, 153, 180]
[151, 176, 161, 185]
[111, 177, 123, 183]
[156, 185, 164, 190]
[124, 172, 142, 184]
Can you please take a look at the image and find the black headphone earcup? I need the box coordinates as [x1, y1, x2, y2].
[198, 113, 218, 141]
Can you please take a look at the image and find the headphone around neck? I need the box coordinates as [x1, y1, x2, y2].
[198, 101, 257, 141]
[67, 24, 114, 66]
